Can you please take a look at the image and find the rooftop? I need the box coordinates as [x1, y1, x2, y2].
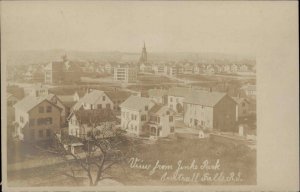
[73, 90, 109, 110]
[14, 94, 61, 112]
[120, 95, 153, 111]
[183, 90, 227, 107]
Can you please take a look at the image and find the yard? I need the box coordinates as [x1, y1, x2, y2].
[7, 136, 256, 186]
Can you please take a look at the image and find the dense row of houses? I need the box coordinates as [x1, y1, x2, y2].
[7, 77, 256, 141]
[9, 79, 255, 143]
[9, 50, 255, 86]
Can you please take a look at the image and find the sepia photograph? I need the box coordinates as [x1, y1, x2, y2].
[1, 1, 298, 191]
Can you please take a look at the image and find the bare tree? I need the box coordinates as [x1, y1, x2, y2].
[52, 108, 133, 186]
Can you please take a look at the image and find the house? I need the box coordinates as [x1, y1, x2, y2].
[230, 64, 238, 73]
[193, 64, 205, 74]
[165, 65, 177, 77]
[120, 95, 174, 138]
[72, 90, 114, 111]
[223, 64, 231, 73]
[167, 87, 191, 113]
[183, 63, 194, 74]
[113, 63, 137, 83]
[145, 104, 175, 138]
[183, 90, 237, 132]
[147, 88, 168, 104]
[232, 97, 251, 117]
[24, 83, 49, 97]
[205, 66, 215, 75]
[13, 95, 62, 142]
[120, 96, 154, 136]
[240, 84, 256, 98]
[49, 89, 85, 109]
[238, 64, 249, 72]
[68, 108, 117, 138]
[153, 65, 167, 75]
[43, 94, 68, 127]
[23, 85, 67, 126]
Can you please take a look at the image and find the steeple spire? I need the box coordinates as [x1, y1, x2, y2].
[139, 41, 147, 64]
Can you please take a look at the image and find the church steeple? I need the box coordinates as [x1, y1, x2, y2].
[139, 41, 147, 64]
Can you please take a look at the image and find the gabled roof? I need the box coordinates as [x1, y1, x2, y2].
[120, 95, 153, 111]
[105, 91, 131, 101]
[149, 104, 175, 116]
[14, 95, 61, 112]
[183, 90, 227, 107]
[72, 90, 111, 110]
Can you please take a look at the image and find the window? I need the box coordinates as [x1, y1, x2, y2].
[170, 127, 175, 133]
[102, 96, 106, 101]
[141, 115, 146, 121]
[47, 106, 52, 113]
[39, 106, 44, 113]
[135, 126, 137, 131]
[46, 129, 51, 137]
[39, 130, 43, 138]
[169, 116, 173, 122]
[145, 105, 148, 111]
[29, 119, 35, 126]
[166, 111, 170, 115]
[170, 97, 173, 102]
[97, 104, 102, 109]
[242, 102, 246, 107]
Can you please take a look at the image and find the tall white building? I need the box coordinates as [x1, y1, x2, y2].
[113, 64, 137, 83]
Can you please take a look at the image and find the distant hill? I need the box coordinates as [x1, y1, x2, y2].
[5, 49, 255, 66]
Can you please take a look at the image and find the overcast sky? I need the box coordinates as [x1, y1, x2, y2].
[1, 1, 297, 56]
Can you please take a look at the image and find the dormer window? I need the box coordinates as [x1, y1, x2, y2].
[103, 96, 106, 101]
[145, 105, 148, 111]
